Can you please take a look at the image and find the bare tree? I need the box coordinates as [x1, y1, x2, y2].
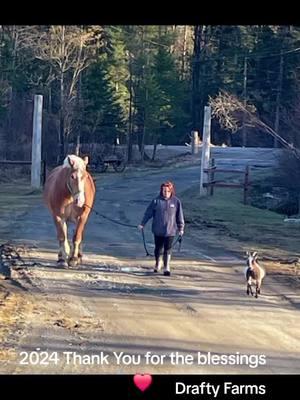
[23, 25, 105, 162]
[209, 90, 300, 159]
[0, 26, 38, 132]
[210, 90, 300, 212]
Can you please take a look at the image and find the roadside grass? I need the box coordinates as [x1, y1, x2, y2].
[0, 282, 31, 368]
[0, 182, 42, 235]
[181, 168, 300, 275]
[0, 181, 41, 366]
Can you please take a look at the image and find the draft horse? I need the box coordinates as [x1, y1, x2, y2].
[43, 155, 96, 267]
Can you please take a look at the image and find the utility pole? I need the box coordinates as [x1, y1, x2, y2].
[200, 106, 211, 196]
[274, 50, 284, 148]
[242, 55, 248, 147]
[191, 130, 200, 154]
[31, 95, 43, 188]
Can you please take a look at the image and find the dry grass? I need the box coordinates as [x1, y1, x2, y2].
[0, 182, 42, 368]
[0, 283, 33, 365]
[0, 182, 42, 232]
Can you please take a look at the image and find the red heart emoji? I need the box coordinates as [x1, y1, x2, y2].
[133, 374, 152, 392]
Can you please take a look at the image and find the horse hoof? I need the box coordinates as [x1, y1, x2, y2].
[68, 257, 78, 268]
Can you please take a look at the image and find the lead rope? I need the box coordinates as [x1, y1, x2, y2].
[84, 204, 183, 256]
[141, 228, 183, 257]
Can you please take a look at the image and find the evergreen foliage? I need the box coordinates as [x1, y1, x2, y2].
[1, 25, 300, 161]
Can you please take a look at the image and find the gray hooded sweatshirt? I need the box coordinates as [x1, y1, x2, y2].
[141, 195, 185, 237]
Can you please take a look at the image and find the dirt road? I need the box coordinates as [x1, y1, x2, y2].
[0, 154, 299, 374]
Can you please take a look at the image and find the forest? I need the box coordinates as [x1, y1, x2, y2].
[0, 25, 300, 164]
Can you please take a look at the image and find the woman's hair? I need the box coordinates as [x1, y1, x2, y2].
[160, 181, 175, 197]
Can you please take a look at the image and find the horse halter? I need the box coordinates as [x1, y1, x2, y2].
[66, 171, 82, 199]
[66, 179, 80, 198]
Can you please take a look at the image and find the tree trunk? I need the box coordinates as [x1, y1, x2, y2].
[274, 51, 284, 148]
[242, 56, 248, 147]
[59, 69, 65, 164]
[152, 141, 157, 161]
[127, 53, 133, 162]
[58, 26, 66, 164]
[180, 26, 188, 80]
[192, 25, 206, 137]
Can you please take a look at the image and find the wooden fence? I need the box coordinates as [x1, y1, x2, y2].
[203, 159, 250, 204]
[0, 160, 46, 186]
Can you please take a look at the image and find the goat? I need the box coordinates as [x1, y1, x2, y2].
[245, 251, 266, 298]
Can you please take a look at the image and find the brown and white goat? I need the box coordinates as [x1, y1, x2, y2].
[245, 251, 266, 298]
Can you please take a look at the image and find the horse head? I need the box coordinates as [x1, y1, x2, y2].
[64, 155, 89, 208]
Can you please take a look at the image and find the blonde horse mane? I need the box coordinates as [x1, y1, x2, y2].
[63, 155, 87, 170]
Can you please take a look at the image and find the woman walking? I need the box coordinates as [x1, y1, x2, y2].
[138, 181, 185, 276]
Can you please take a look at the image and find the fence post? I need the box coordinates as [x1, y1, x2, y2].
[75, 134, 80, 156]
[210, 158, 215, 196]
[41, 160, 46, 186]
[244, 165, 250, 204]
[191, 130, 199, 154]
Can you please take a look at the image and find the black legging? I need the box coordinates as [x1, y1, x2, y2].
[154, 235, 174, 260]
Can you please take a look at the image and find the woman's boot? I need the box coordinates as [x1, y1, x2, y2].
[163, 254, 171, 276]
[154, 256, 162, 273]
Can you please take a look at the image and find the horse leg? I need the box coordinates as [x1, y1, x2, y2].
[69, 215, 87, 267]
[78, 242, 83, 264]
[54, 217, 70, 267]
